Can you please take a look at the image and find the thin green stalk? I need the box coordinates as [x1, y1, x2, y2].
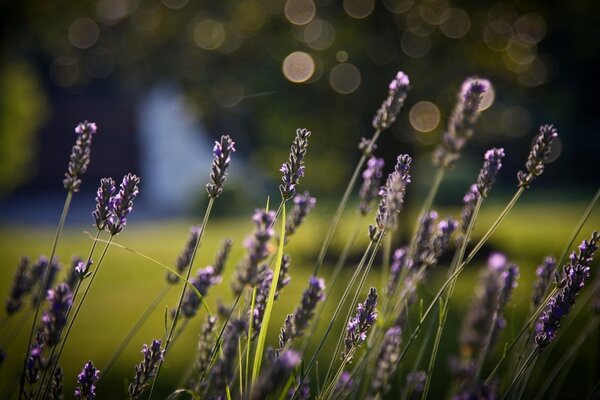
[401, 313, 437, 400]
[102, 284, 172, 376]
[313, 129, 381, 276]
[501, 349, 538, 400]
[246, 286, 257, 394]
[380, 233, 393, 303]
[20, 190, 73, 399]
[418, 168, 445, 221]
[149, 197, 215, 399]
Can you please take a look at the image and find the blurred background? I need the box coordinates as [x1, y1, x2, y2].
[0, 0, 599, 398]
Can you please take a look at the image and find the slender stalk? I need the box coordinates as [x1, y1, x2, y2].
[149, 197, 215, 399]
[418, 168, 445, 222]
[102, 284, 171, 376]
[20, 190, 73, 399]
[501, 349, 538, 400]
[380, 233, 393, 302]
[313, 129, 381, 276]
[246, 286, 257, 394]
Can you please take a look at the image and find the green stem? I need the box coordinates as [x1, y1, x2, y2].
[502, 349, 538, 400]
[313, 129, 381, 276]
[149, 197, 215, 399]
[20, 190, 73, 399]
[246, 286, 257, 393]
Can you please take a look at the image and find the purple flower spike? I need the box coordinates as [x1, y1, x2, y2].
[210, 319, 247, 395]
[372, 71, 410, 131]
[251, 350, 301, 400]
[167, 226, 200, 284]
[531, 257, 557, 308]
[106, 173, 141, 236]
[30, 256, 61, 308]
[280, 128, 311, 200]
[74, 260, 93, 281]
[250, 268, 273, 338]
[42, 283, 73, 347]
[535, 231, 599, 349]
[75, 360, 100, 400]
[286, 191, 317, 237]
[387, 247, 408, 296]
[180, 266, 220, 319]
[334, 371, 354, 397]
[359, 157, 385, 216]
[128, 339, 165, 399]
[5, 256, 30, 315]
[477, 148, 505, 198]
[49, 366, 64, 400]
[206, 135, 236, 198]
[92, 178, 116, 230]
[342, 287, 378, 360]
[292, 276, 325, 338]
[458, 185, 480, 245]
[518, 124, 559, 188]
[64, 121, 98, 192]
[370, 326, 402, 397]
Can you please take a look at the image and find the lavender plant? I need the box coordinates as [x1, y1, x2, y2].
[128, 340, 164, 399]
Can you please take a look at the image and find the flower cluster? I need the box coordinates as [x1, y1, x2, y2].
[285, 191, 317, 238]
[531, 257, 557, 308]
[63, 121, 98, 192]
[206, 135, 236, 198]
[457, 185, 480, 245]
[180, 266, 220, 318]
[517, 124, 558, 188]
[41, 283, 73, 347]
[74, 361, 100, 399]
[167, 226, 200, 284]
[358, 157, 385, 216]
[5, 256, 30, 315]
[477, 148, 505, 198]
[128, 339, 165, 399]
[280, 128, 311, 200]
[291, 276, 325, 338]
[342, 287, 378, 360]
[251, 350, 301, 400]
[210, 319, 247, 395]
[92, 178, 116, 230]
[370, 325, 402, 397]
[106, 173, 141, 236]
[372, 71, 411, 131]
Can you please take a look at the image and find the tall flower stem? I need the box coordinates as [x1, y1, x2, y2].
[20, 190, 73, 399]
[502, 349, 538, 400]
[418, 168, 445, 222]
[102, 284, 172, 376]
[149, 197, 215, 399]
[313, 129, 381, 276]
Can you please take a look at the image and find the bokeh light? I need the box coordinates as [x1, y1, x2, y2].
[343, 0, 375, 19]
[193, 19, 226, 50]
[409, 101, 441, 132]
[284, 0, 316, 25]
[401, 31, 431, 58]
[50, 56, 79, 87]
[68, 18, 99, 49]
[282, 51, 315, 83]
[304, 19, 336, 50]
[329, 63, 361, 94]
[95, 0, 132, 24]
[131, 5, 162, 32]
[212, 77, 244, 108]
[383, 0, 413, 14]
[439, 8, 470, 39]
[161, 0, 189, 10]
[336, 50, 348, 62]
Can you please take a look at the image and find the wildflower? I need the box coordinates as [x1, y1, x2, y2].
[128, 339, 165, 399]
[372, 71, 411, 131]
[25, 334, 45, 385]
[277, 314, 295, 355]
[210, 319, 247, 395]
[231, 209, 276, 294]
[5, 256, 30, 315]
[74, 361, 100, 399]
[212, 238, 233, 276]
[433, 78, 490, 168]
[535, 231, 599, 349]
[457, 185, 480, 245]
[517, 124, 558, 188]
[92, 178, 116, 230]
[292, 276, 325, 338]
[476, 148, 505, 198]
[180, 266, 220, 319]
[74, 259, 93, 280]
[406, 371, 427, 394]
[41, 283, 73, 347]
[431, 218, 459, 263]
[275, 254, 292, 298]
[206, 135, 236, 198]
[289, 378, 311, 400]
[370, 326, 402, 397]
[251, 268, 273, 338]
[49, 367, 64, 400]
[30, 256, 61, 308]
[195, 316, 217, 379]
[358, 157, 385, 216]
[413, 211, 438, 266]
[285, 191, 317, 237]
[106, 173, 141, 236]
[342, 287, 378, 360]
[334, 372, 354, 397]
[63, 121, 98, 192]
[64, 256, 83, 288]
[280, 128, 311, 200]
[358, 137, 378, 156]
[167, 226, 200, 284]
[251, 350, 300, 400]
[386, 247, 408, 296]
[531, 257, 557, 308]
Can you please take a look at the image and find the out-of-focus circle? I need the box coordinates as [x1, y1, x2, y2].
[506, 37, 537, 65]
[161, 0, 189, 9]
[69, 18, 99, 49]
[84, 47, 114, 78]
[419, 5, 439, 26]
[233, 1, 266, 32]
[284, 0, 316, 25]
[461, 77, 494, 111]
[517, 57, 548, 87]
[401, 31, 431, 58]
[409, 101, 441, 132]
[95, 0, 130, 24]
[282, 51, 315, 83]
[514, 13, 546, 44]
[500, 106, 532, 137]
[329, 63, 361, 94]
[483, 21, 512, 51]
[343, 0, 374, 19]
[50, 57, 79, 87]
[132, 6, 162, 31]
[212, 78, 244, 108]
[383, 0, 413, 14]
[193, 19, 226, 50]
[304, 19, 336, 50]
[336, 50, 348, 62]
[406, 7, 435, 36]
[439, 8, 470, 38]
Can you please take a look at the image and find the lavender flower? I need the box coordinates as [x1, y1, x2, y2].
[369, 326, 402, 397]
[334, 371, 354, 397]
[285, 191, 317, 237]
[292, 276, 325, 337]
[180, 266, 220, 318]
[431, 218, 459, 263]
[372, 71, 411, 131]
[25, 334, 45, 386]
[41, 283, 73, 347]
[531, 257, 557, 308]
[92, 178, 116, 230]
[491, 263, 519, 345]
[359, 157, 385, 216]
[195, 316, 217, 379]
[49, 367, 64, 400]
[476, 148, 505, 198]
[6, 256, 30, 315]
[535, 231, 599, 349]
[386, 247, 408, 296]
[128, 339, 165, 399]
[30, 256, 61, 308]
[63, 121, 98, 192]
[342, 287, 378, 360]
[251, 268, 273, 338]
[290, 378, 311, 400]
[517, 124, 558, 188]
[275, 254, 292, 298]
[458, 185, 480, 245]
[433, 79, 490, 168]
[358, 137, 378, 156]
[413, 211, 438, 267]
[251, 350, 300, 400]
[232, 209, 276, 294]
[106, 173, 141, 236]
[280, 128, 311, 200]
[167, 226, 200, 284]
[406, 371, 427, 394]
[64, 256, 83, 288]
[206, 135, 236, 198]
[210, 319, 247, 394]
[212, 238, 233, 276]
[277, 314, 294, 355]
[75, 361, 100, 400]
[74, 259, 93, 281]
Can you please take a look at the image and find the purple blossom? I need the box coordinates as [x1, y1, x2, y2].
[458, 185, 480, 245]
[370, 325, 402, 397]
[431, 217, 459, 262]
[372, 71, 411, 131]
[25, 333, 45, 386]
[518, 124, 558, 188]
[535, 231, 599, 349]
[74, 259, 93, 281]
[180, 266, 220, 318]
[359, 157, 385, 216]
[195, 316, 217, 379]
[210, 319, 247, 395]
[41, 283, 73, 347]
[63, 121, 98, 192]
[413, 211, 439, 267]
[275, 254, 292, 298]
[30, 256, 61, 308]
[406, 371, 427, 394]
[128, 339, 165, 399]
[285, 191, 317, 237]
[358, 137, 378, 156]
[106, 173, 141, 236]
[251, 350, 301, 400]
[167, 226, 200, 284]
[386, 247, 408, 296]
[532, 257, 557, 308]
[251, 268, 273, 338]
[49, 366, 64, 400]
[292, 276, 325, 338]
[334, 371, 354, 397]
[280, 128, 311, 200]
[477, 148, 505, 198]
[74, 360, 100, 399]
[342, 287, 378, 360]
[212, 238, 233, 277]
[5, 256, 30, 315]
[277, 314, 294, 355]
[206, 135, 236, 198]
[92, 178, 116, 230]
[433, 78, 490, 168]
